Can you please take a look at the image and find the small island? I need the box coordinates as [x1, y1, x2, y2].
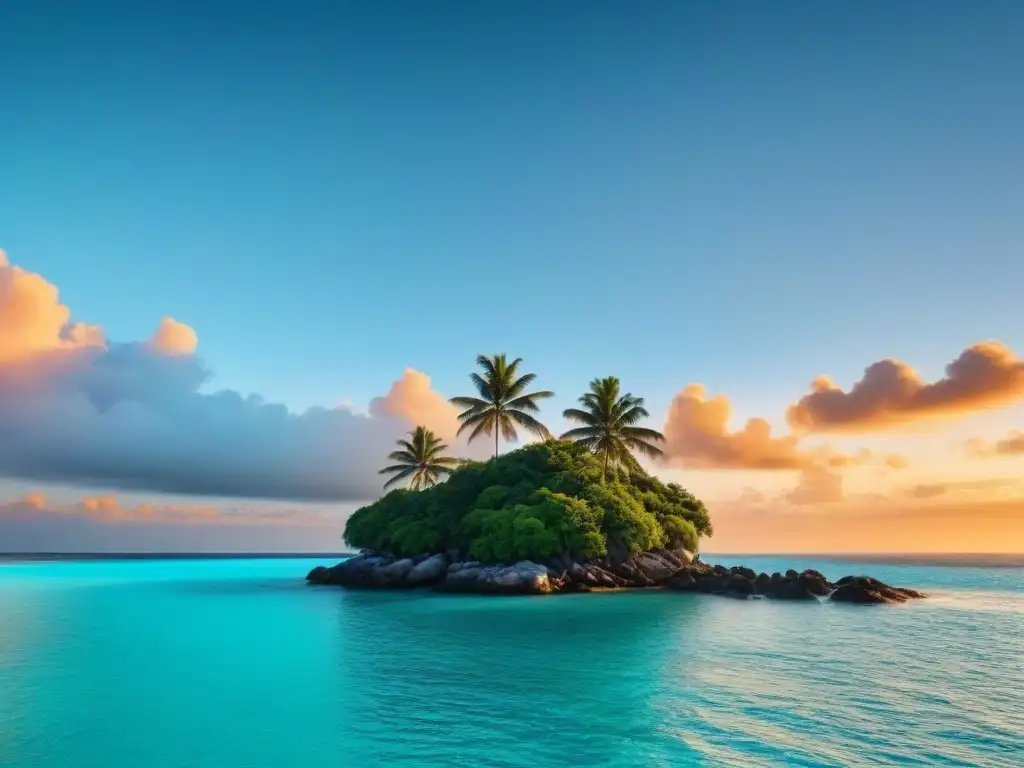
[308, 442, 923, 605]
[310, 355, 922, 605]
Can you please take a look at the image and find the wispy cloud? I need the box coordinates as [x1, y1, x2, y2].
[0, 492, 347, 553]
[966, 430, 1024, 458]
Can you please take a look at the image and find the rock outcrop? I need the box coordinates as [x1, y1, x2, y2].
[441, 561, 552, 595]
[830, 576, 925, 604]
[306, 550, 924, 604]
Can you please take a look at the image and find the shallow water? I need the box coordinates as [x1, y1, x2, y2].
[1, 555, 1021, 767]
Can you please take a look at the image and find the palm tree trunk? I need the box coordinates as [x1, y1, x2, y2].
[494, 418, 499, 459]
[602, 450, 609, 484]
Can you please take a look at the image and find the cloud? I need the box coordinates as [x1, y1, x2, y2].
[906, 483, 948, 500]
[660, 383, 895, 471]
[147, 317, 198, 355]
[368, 367, 460, 440]
[0, 249, 483, 502]
[903, 478, 1023, 501]
[2, 492, 331, 526]
[883, 453, 909, 470]
[0, 249, 105, 361]
[736, 487, 766, 504]
[784, 465, 845, 505]
[0, 493, 347, 553]
[787, 342, 1024, 433]
[967, 431, 1024, 458]
[661, 384, 809, 469]
[706, 497, 1024, 555]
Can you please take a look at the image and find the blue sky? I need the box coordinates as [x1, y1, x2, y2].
[2, 2, 1024, 552]
[3, 1, 1021, 420]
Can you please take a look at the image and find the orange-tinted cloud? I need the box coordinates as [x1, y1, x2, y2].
[4, 491, 335, 526]
[884, 453, 909, 470]
[662, 384, 807, 469]
[0, 492, 347, 553]
[368, 368, 461, 440]
[146, 317, 198, 355]
[903, 478, 1023, 501]
[906, 483, 948, 500]
[787, 342, 1024, 433]
[967, 430, 1024, 458]
[661, 384, 892, 471]
[784, 465, 844, 505]
[0, 249, 105, 361]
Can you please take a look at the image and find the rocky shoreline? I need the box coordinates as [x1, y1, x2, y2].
[307, 549, 926, 605]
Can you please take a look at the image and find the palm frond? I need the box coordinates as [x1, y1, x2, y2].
[464, 413, 496, 442]
[504, 371, 536, 400]
[498, 414, 519, 442]
[449, 395, 489, 411]
[424, 462, 457, 474]
[505, 393, 544, 413]
[560, 426, 601, 440]
[423, 444, 447, 460]
[625, 437, 665, 459]
[506, 409, 552, 439]
[562, 408, 600, 426]
[382, 465, 418, 489]
[476, 354, 500, 383]
[621, 425, 664, 442]
[378, 464, 414, 475]
[503, 356, 524, 385]
[468, 372, 493, 400]
[426, 455, 460, 467]
[618, 404, 651, 426]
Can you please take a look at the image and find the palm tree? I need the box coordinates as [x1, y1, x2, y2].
[561, 376, 665, 482]
[378, 426, 460, 490]
[449, 354, 555, 458]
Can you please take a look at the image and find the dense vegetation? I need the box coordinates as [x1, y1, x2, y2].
[346, 440, 712, 563]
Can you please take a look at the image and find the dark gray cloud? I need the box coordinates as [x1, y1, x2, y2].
[0, 248, 488, 501]
[0, 343, 427, 500]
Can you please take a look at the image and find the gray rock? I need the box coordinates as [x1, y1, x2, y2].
[635, 553, 677, 583]
[306, 565, 330, 583]
[440, 561, 551, 595]
[378, 558, 415, 586]
[406, 554, 448, 586]
[831, 576, 925, 604]
[663, 572, 697, 590]
[673, 549, 695, 566]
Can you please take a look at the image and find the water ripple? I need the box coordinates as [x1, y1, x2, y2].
[0, 556, 1022, 767]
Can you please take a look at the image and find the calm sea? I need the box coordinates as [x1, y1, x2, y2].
[1, 555, 1021, 767]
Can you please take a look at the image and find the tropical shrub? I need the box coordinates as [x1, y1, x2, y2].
[345, 440, 712, 562]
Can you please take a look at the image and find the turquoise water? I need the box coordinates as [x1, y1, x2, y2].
[1, 556, 1021, 767]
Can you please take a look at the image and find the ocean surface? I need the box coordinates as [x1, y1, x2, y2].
[1, 555, 1021, 768]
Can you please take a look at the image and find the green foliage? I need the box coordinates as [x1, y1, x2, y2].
[345, 440, 713, 563]
[449, 353, 555, 457]
[378, 426, 460, 490]
[661, 517, 699, 553]
[561, 376, 665, 480]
